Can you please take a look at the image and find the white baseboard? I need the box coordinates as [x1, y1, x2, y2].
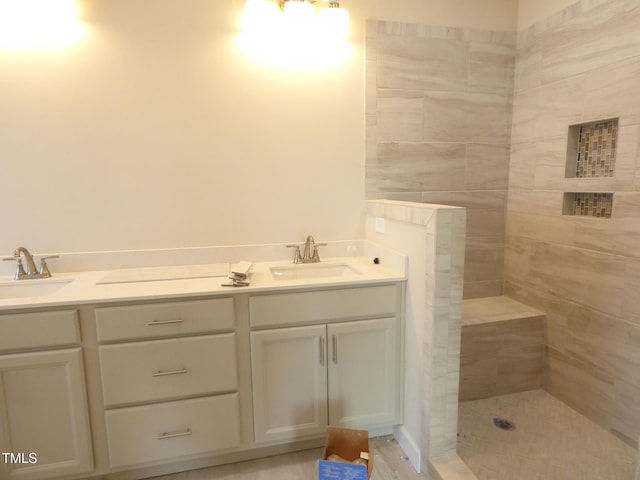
[393, 424, 421, 473]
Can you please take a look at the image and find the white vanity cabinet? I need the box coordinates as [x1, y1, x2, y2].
[95, 298, 242, 470]
[0, 310, 93, 480]
[249, 284, 401, 445]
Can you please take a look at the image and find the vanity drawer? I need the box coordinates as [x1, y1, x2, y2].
[99, 334, 237, 407]
[105, 393, 241, 469]
[0, 310, 79, 352]
[95, 298, 234, 342]
[249, 285, 398, 328]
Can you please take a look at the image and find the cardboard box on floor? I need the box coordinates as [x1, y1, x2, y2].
[319, 427, 374, 480]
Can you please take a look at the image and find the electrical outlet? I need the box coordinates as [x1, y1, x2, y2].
[374, 216, 386, 234]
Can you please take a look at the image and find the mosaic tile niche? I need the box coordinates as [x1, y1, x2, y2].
[565, 118, 618, 178]
[563, 192, 613, 219]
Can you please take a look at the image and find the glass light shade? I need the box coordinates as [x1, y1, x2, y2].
[283, 0, 315, 35]
[242, 0, 278, 35]
[0, 0, 84, 48]
[318, 7, 349, 39]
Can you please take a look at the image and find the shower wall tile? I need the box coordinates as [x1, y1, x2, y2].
[376, 35, 468, 92]
[423, 91, 469, 142]
[566, 306, 640, 389]
[623, 259, 640, 328]
[463, 236, 504, 284]
[376, 143, 466, 192]
[459, 306, 544, 401]
[514, 37, 542, 93]
[540, 0, 640, 85]
[367, 21, 514, 299]
[466, 208, 506, 238]
[509, 140, 537, 189]
[612, 379, 640, 447]
[506, 212, 576, 247]
[376, 89, 424, 142]
[510, 90, 542, 143]
[508, 0, 640, 438]
[544, 347, 614, 433]
[507, 190, 563, 216]
[466, 144, 510, 191]
[582, 58, 640, 128]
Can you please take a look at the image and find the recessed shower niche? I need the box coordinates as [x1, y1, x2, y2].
[565, 118, 618, 178]
[563, 118, 618, 218]
[563, 192, 613, 218]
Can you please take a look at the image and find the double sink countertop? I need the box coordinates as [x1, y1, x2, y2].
[0, 256, 406, 312]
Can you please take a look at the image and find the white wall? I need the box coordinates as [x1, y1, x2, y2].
[0, 0, 516, 257]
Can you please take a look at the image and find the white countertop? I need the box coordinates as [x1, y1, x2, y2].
[0, 256, 405, 312]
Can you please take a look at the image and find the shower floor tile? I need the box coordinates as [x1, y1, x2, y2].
[457, 390, 637, 480]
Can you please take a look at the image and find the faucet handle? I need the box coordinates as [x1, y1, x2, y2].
[38, 255, 59, 277]
[3, 256, 26, 279]
[311, 243, 328, 261]
[286, 244, 302, 264]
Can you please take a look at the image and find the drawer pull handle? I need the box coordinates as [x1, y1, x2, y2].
[152, 368, 188, 377]
[157, 428, 192, 440]
[148, 318, 184, 326]
[332, 335, 338, 364]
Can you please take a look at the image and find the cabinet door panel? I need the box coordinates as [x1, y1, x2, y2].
[328, 317, 399, 429]
[251, 325, 327, 444]
[0, 348, 93, 480]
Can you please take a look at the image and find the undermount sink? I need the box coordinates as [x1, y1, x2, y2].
[270, 262, 361, 281]
[0, 279, 73, 299]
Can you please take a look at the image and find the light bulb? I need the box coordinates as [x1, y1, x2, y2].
[242, 0, 278, 35]
[318, 6, 349, 39]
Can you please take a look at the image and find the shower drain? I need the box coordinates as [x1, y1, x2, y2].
[493, 417, 516, 431]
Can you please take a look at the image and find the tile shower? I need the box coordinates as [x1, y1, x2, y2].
[367, 0, 640, 477]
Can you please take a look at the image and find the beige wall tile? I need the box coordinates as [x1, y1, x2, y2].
[540, 0, 640, 85]
[582, 57, 640, 128]
[623, 259, 640, 328]
[376, 34, 469, 91]
[611, 379, 640, 447]
[464, 236, 504, 283]
[459, 354, 498, 401]
[514, 37, 542, 93]
[469, 61, 515, 95]
[463, 281, 503, 299]
[544, 347, 614, 430]
[507, 189, 564, 216]
[509, 140, 537, 189]
[421, 190, 506, 210]
[497, 344, 544, 394]
[506, 212, 576, 247]
[566, 305, 640, 389]
[466, 143, 510, 190]
[466, 208, 506, 237]
[376, 142, 466, 192]
[376, 89, 424, 142]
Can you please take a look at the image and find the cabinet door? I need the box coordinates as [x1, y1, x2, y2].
[0, 348, 93, 480]
[251, 325, 327, 444]
[327, 317, 399, 429]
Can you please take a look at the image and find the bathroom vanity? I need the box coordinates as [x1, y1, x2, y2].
[0, 257, 405, 480]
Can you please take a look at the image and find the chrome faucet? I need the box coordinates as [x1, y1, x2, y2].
[3, 247, 58, 280]
[286, 235, 327, 264]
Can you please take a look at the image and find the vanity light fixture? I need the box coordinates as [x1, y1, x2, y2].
[243, 0, 350, 40]
[239, 0, 352, 68]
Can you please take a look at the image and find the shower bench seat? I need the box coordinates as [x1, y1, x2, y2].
[459, 296, 545, 401]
